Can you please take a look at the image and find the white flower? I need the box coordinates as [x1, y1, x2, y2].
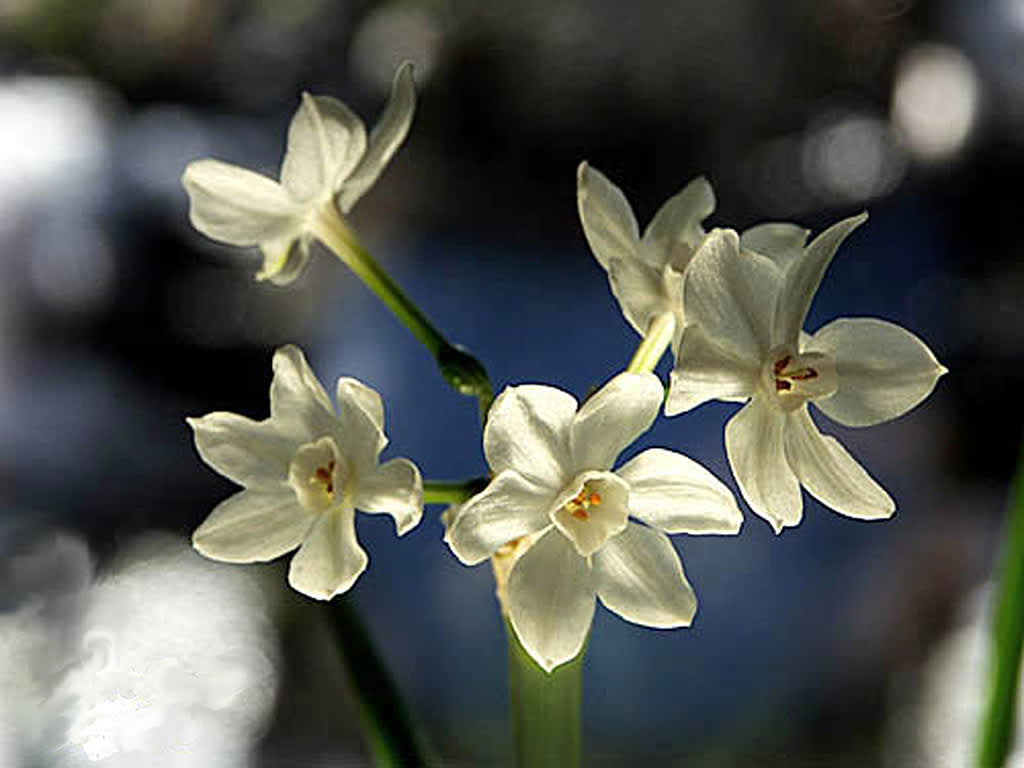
[577, 162, 714, 347]
[446, 372, 742, 672]
[666, 216, 947, 532]
[187, 345, 422, 600]
[182, 63, 415, 285]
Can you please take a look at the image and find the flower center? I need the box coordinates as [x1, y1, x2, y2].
[762, 347, 838, 412]
[550, 472, 629, 558]
[289, 436, 347, 512]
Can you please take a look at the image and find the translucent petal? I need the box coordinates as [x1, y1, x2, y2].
[785, 407, 895, 519]
[445, 470, 556, 565]
[192, 489, 315, 563]
[269, 345, 337, 444]
[287, 506, 368, 600]
[725, 399, 803, 532]
[569, 372, 663, 472]
[281, 94, 367, 202]
[338, 62, 416, 213]
[507, 529, 595, 673]
[593, 523, 697, 628]
[353, 457, 423, 535]
[259, 236, 312, 286]
[616, 448, 743, 534]
[805, 317, 947, 427]
[642, 175, 714, 267]
[683, 228, 780, 363]
[576, 162, 639, 270]
[606, 256, 670, 337]
[484, 384, 576, 488]
[336, 376, 386, 432]
[771, 213, 867, 349]
[665, 324, 758, 415]
[739, 222, 809, 270]
[182, 159, 303, 245]
[187, 412, 294, 489]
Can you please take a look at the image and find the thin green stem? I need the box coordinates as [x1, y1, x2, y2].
[506, 620, 583, 768]
[327, 595, 434, 767]
[626, 311, 676, 374]
[976, 441, 1024, 767]
[311, 204, 494, 419]
[423, 478, 488, 505]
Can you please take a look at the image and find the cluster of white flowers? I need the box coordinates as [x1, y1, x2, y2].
[183, 64, 945, 673]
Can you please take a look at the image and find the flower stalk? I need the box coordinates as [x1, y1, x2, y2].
[506, 620, 584, 768]
[626, 311, 676, 374]
[310, 204, 494, 417]
[976, 441, 1024, 768]
[328, 595, 434, 767]
[423, 478, 489, 505]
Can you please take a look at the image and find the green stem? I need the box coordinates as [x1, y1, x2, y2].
[311, 204, 494, 418]
[626, 311, 676, 374]
[976, 442, 1024, 767]
[327, 595, 434, 767]
[423, 478, 488, 505]
[506, 620, 583, 768]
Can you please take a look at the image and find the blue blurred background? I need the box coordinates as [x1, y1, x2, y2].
[0, 0, 1018, 765]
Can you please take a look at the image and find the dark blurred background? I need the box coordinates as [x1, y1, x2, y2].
[0, 0, 1019, 765]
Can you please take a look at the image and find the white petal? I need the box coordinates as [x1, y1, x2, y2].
[606, 256, 671, 336]
[771, 213, 867, 349]
[593, 522, 697, 628]
[182, 159, 304, 245]
[642, 176, 714, 265]
[683, 228, 780, 363]
[193, 488, 316, 563]
[616, 448, 742, 535]
[665, 324, 758, 415]
[281, 93, 367, 201]
[785, 407, 895, 519]
[187, 412, 294, 489]
[507, 529, 595, 673]
[336, 376, 385, 432]
[549, 471, 629, 558]
[725, 399, 803, 532]
[446, 470, 557, 565]
[569, 372, 663, 472]
[484, 384, 576, 488]
[739, 222, 809, 270]
[576, 162, 640, 271]
[269, 345, 338, 444]
[338, 62, 416, 213]
[805, 317, 947, 427]
[259, 235, 313, 285]
[353, 457, 423, 536]
[288, 506, 368, 600]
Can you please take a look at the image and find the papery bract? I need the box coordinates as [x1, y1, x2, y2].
[188, 345, 422, 600]
[446, 372, 742, 672]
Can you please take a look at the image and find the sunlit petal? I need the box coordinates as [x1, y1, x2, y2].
[193, 489, 316, 563]
[576, 162, 640, 270]
[446, 470, 556, 565]
[507, 529, 595, 673]
[569, 372, 663, 472]
[641, 175, 714, 266]
[785, 407, 895, 519]
[182, 159, 303, 245]
[484, 384, 576, 488]
[606, 256, 668, 336]
[338, 62, 416, 213]
[665, 324, 758, 415]
[593, 523, 697, 628]
[269, 345, 337, 444]
[187, 412, 294, 489]
[281, 94, 367, 202]
[353, 457, 423, 535]
[616, 448, 742, 535]
[287, 506, 368, 600]
[806, 317, 947, 427]
[725, 399, 802, 532]
[739, 222, 809, 270]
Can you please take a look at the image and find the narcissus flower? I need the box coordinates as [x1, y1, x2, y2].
[667, 215, 947, 532]
[577, 162, 714, 348]
[446, 372, 742, 672]
[182, 63, 415, 285]
[188, 345, 422, 600]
